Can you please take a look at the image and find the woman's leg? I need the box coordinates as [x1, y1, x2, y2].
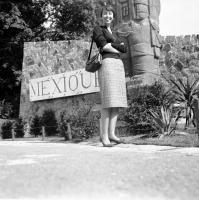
[100, 108, 111, 144]
[108, 107, 120, 141]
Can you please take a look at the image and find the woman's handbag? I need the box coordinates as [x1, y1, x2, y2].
[85, 36, 102, 73]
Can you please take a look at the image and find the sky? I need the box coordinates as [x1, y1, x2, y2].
[159, 0, 199, 36]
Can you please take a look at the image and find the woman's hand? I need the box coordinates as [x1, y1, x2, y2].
[102, 43, 120, 54]
[111, 43, 127, 53]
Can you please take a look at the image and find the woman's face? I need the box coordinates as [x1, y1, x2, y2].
[102, 10, 114, 25]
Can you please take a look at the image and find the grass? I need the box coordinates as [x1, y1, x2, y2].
[1, 127, 199, 148]
[129, 131, 199, 147]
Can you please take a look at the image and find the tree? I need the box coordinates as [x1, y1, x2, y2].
[0, 0, 48, 117]
[30, 115, 42, 137]
[46, 0, 96, 40]
[0, 0, 99, 118]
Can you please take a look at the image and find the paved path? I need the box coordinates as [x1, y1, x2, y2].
[0, 139, 199, 200]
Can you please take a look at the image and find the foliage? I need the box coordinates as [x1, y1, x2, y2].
[123, 80, 180, 136]
[46, 0, 96, 40]
[59, 105, 98, 140]
[41, 109, 58, 136]
[162, 42, 199, 129]
[124, 82, 169, 135]
[0, 0, 48, 117]
[124, 102, 155, 134]
[30, 115, 42, 137]
[164, 74, 199, 128]
[162, 42, 199, 74]
[70, 118, 96, 140]
[1, 120, 13, 139]
[0, 0, 99, 116]
[148, 104, 181, 137]
[58, 111, 71, 140]
[14, 117, 24, 138]
[0, 100, 13, 119]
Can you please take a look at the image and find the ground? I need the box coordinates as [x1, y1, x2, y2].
[0, 138, 199, 200]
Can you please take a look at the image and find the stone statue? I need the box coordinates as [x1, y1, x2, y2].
[96, 0, 162, 85]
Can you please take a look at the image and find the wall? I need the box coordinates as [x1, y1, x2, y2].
[160, 34, 199, 69]
[20, 40, 100, 121]
[162, 34, 199, 46]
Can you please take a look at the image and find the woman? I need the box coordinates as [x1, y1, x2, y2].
[93, 5, 128, 147]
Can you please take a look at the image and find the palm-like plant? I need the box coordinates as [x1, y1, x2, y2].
[147, 86, 181, 138]
[162, 42, 199, 129]
[168, 74, 199, 128]
[148, 104, 181, 138]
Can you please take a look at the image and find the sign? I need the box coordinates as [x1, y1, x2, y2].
[29, 69, 100, 102]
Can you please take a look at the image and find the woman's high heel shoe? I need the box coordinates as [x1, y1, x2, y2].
[102, 143, 114, 147]
[109, 138, 126, 144]
[100, 138, 114, 147]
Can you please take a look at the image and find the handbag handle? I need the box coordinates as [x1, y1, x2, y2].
[87, 36, 94, 62]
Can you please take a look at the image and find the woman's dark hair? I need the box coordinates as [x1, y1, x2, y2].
[100, 5, 115, 18]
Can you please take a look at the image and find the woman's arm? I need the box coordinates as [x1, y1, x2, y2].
[111, 32, 127, 53]
[111, 43, 127, 53]
[102, 43, 120, 54]
[93, 26, 119, 54]
[93, 26, 124, 54]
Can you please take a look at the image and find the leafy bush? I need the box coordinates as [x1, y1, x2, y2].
[14, 117, 24, 138]
[72, 106, 99, 140]
[58, 106, 98, 140]
[30, 115, 42, 137]
[124, 82, 172, 135]
[1, 121, 13, 139]
[41, 109, 58, 136]
[71, 116, 97, 140]
[124, 102, 156, 135]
